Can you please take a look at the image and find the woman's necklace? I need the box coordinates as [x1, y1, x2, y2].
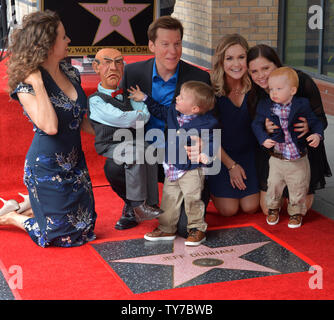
[230, 88, 245, 95]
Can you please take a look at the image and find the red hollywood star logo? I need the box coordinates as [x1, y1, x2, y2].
[79, 0, 150, 44]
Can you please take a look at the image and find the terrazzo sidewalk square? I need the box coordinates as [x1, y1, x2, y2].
[0, 260, 16, 300]
[91, 225, 312, 294]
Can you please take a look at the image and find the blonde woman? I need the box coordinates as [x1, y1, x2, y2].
[207, 34, 260, 216]
[1, 10, 97, 247]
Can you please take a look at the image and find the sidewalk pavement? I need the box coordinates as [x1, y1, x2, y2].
[312, 114, 334, 220]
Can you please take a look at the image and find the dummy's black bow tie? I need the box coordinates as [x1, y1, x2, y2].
[111, 88, 123, 98]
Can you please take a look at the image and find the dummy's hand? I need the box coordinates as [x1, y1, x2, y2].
[306, 133, 321, 148]
[265, 118, 279, 134]
[128, 85, 145, 102]
[293, 117, 309, 138]
[262, 138, 276, 149]
[185, 136, 202, 163]
[229, 164, 247, 190]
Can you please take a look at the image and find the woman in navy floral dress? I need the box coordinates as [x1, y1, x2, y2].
[1, 10, 97, 247]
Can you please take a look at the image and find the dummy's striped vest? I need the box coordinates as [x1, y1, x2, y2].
[87, 92, 136, 155]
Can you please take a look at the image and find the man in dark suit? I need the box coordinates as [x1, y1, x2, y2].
[107, 16, 211, 234]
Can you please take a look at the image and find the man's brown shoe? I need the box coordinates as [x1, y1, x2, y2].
[185, 229, 206, 246]
[288, 214, 302, 228]
[144, 228, 176, 241]
[133, 204, 164, 221]
[266, 208, 279, 225]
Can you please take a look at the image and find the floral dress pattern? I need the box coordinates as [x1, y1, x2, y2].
[12, 62, 97, 247]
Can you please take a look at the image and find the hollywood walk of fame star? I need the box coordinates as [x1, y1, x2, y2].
[113, 237, 280, 287]
[79, 0, 150, 45]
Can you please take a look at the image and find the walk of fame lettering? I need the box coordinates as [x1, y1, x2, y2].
[163, 254, 184, 261]
[91, 6, 138, 13]
[68, 46, 150, 55]
[189, 248, 234, 257]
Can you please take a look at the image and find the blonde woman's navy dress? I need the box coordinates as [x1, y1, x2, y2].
[12, 62, 97, 247]
[208, 94, 259, 198]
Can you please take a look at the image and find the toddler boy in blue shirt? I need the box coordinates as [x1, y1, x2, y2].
[129, 81, 219, 246]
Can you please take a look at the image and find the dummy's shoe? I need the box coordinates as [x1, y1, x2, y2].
[115, 203, 138, 230]
[133, 204, 164, 221]
[0, 198, 19, 216]
[17, 193, 31, 214]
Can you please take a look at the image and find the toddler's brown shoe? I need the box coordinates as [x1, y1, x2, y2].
[266, 208, 279, 225]
[185, 228, 206, 246]
[288, 214, 302, 228]
[144, 228, 176, 241]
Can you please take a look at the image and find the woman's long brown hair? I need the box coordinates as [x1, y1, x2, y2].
[6, 10, 60, 92]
